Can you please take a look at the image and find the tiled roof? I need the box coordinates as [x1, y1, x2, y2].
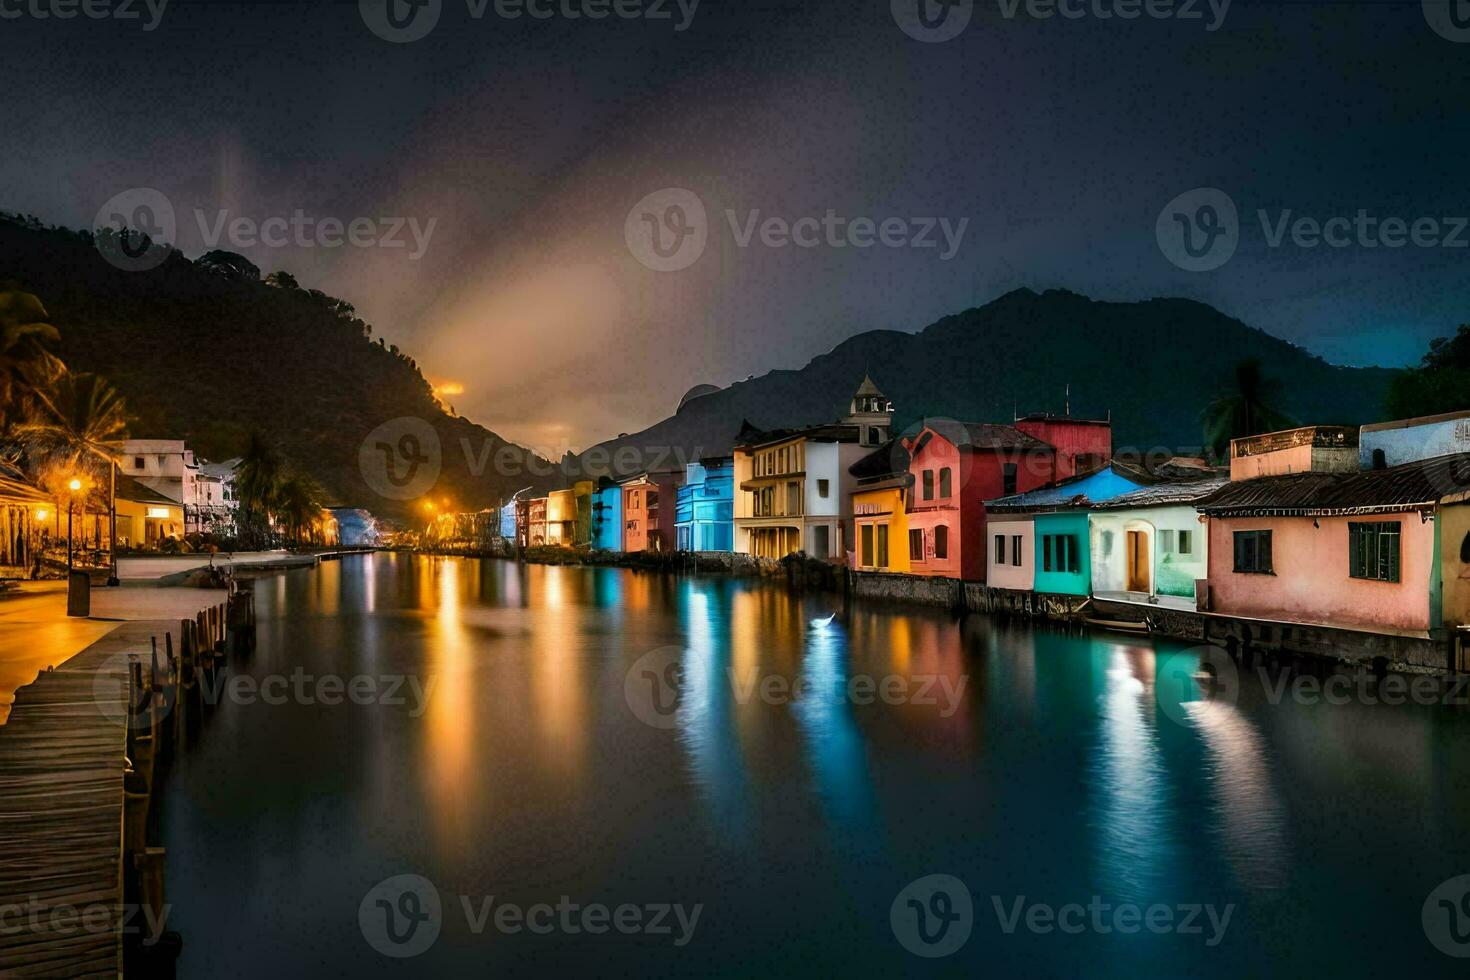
[1199, 452, 1470, 516]
[1090, 476, 1230, 510]
[116, 474, 178, 506]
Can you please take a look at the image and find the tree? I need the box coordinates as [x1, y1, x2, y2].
[1201, 358, 1296, 460]
[275, 473, 324, 546]
[234, 433, 285, 548]
[0, 287, 63, 433]
[264, 270, 300, 289]
[1385, 323, 1470, 420]
[196, 250, 261, 282]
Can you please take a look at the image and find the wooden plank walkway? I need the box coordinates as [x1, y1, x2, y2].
[0, 589, 230, 978]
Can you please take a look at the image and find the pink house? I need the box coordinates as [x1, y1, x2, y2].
[1200, 449, 1470, 658]
[620, 471, 682, 552]
[903, 417, 1112, 581]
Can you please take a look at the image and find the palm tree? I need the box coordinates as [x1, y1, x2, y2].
[1201, 358, 1296, 461]
[275, 473, 323, 546]
[235, 433, 285, 548]
[0, 288, 64, 433]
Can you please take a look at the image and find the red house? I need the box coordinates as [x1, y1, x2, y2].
[904, 417, 1112, 581]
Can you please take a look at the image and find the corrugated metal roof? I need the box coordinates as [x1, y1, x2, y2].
[1091, 476, 1230, 510]
[1199, 452, 1470, 516]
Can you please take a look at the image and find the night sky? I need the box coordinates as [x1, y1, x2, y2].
[4, 0, 1466, 452]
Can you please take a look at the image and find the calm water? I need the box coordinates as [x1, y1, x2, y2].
[158, 554, 1470, 977]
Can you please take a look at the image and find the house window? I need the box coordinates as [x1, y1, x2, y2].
[1002, 463, 1017, 496]
[1349, 521, 1401, 583]
[1011, 535, 1022, 566]
[1372, 448, 1387, 469]
[1178, 530, 1193, 555]
[922, 470, 934, 501]
[786, 482, 801, 515]
[939, 467, 952, 498]
[817, 479, 830, 499]
[934, 525, 949, 559]
[910, 528, 924, 560]
[876, 525, 889, 568]
[995, 534, 1005, 565]
[1233, 530, 1273, 574]
[1042, 534, 1079, 574]
[1160, 530, 1174, 553]
[813, 525, 830, 557]
[861, 524, 874, 567]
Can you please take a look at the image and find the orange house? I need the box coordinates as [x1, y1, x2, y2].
[620, 471, 682, 552]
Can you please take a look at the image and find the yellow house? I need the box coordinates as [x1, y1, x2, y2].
[850, 441, 911, 573]
[545, 489, 577, 545]
[115, 474, 184, 549]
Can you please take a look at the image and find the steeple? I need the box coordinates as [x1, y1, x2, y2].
[843, 373, 894, 447]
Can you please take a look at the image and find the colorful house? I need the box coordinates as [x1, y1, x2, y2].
[545, 489, 576, 546]
[622, 470, 682, 552]
[115, 474, 185, 549]
[1360, 409, 1470, 469]
[984, 463, 1153, 596]
[1088, 477, 1228, 608]
[903, 416, 1112, 581]
[849, 440, 911, 572]
[1199, 451, 1470, 661]
[733, 375, 892, 561]
[591, 481, 624, 551]
[674, 458, 734, 552]
[527, 496, 548, 546]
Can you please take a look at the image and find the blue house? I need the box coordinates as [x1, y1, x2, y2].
[499, 488, 530, 542]
[984, 463, 1153, 596]
[674, 458, 734, 552]
[591, 482, 624, 552]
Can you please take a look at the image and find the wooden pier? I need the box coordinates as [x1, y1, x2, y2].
[0, 586, 252, 977]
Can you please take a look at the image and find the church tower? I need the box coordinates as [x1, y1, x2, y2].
[842, 373, 894, 447]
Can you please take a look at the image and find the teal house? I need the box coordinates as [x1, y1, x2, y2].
[985, 463, 1152, 596]
[674, 458, 734, 552]
[591, 481, 624, 552]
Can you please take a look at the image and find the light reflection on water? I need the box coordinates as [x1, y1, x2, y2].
[157, 555, 1470, 979]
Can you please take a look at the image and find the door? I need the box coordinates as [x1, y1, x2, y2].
[1126, 530, 1151, 593]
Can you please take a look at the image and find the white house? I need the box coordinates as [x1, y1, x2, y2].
[1087, 477, 1226, 609]
[120, 440, 240, 535]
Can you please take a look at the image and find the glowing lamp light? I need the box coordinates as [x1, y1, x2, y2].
[146, 507, 170, 519]
[68, 479, 82, 492]
[35, 508, 48, 521]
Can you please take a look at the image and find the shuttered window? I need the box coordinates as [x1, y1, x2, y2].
[1233, 530, 1273, 574]
[1348, 521, 1400, 583]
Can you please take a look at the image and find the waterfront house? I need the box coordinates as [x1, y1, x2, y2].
[527, 496, 548, 546]
[573, 480, 594, 548]
[732, 375, 892, 561]
[674, 458, 734, 552]
[622, 470, 682, 552]
[545, 489, 576, 546]
[849, 440, 911, 572]
[1198, 449, 1470, 665]
[984, 463, 1153, 597]
[591, 480, 624, 551]
[903, 416, 1113, 581]
[1360, 409, 1470, 468]
[115, 474, 184, 549]
[1088, 476, 1228, 608]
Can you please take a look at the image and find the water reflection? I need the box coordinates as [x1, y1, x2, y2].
[157, 555, 1470, 979]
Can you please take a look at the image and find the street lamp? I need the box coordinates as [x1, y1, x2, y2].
[66, 478, 81, 571]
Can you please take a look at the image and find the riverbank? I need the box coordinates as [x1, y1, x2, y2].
[416, 544, 1454, 674]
